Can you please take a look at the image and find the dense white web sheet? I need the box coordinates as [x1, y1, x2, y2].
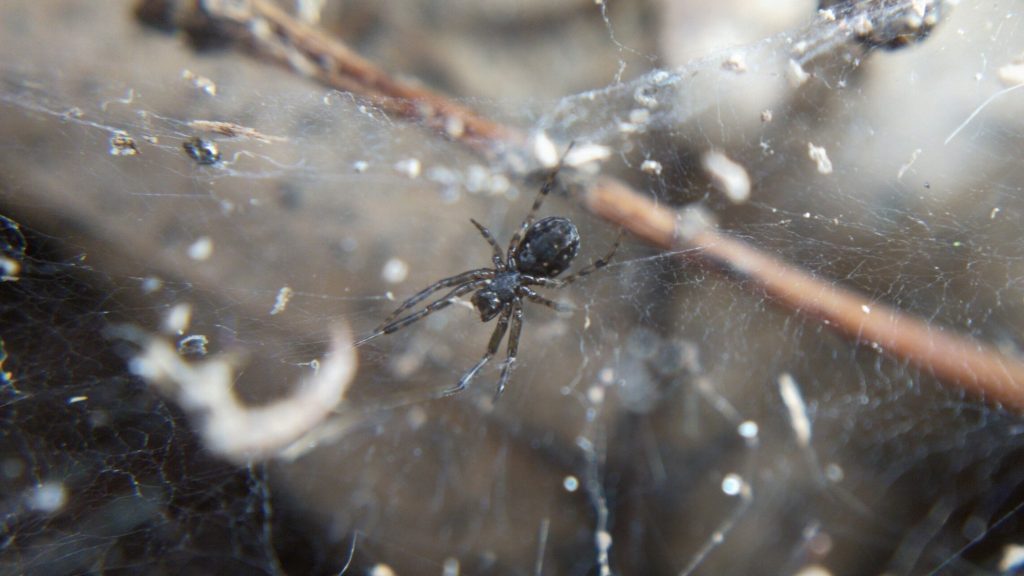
[3, 1, 1024, 575]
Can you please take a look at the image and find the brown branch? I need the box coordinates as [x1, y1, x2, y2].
[587, 178, 1024, 410]
[142, 0, 1024, 409]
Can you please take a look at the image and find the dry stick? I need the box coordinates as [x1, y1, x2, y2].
[185, 1, 1024, 409]
[587, 178, 1024, 410]
[204, 0, 522, 151]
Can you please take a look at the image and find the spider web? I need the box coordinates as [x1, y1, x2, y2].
[3, 1, 1024, 575]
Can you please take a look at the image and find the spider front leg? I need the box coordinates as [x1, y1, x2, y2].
[506, 142, 576, 264]
[470, 219, 505, 270]
[441, 307, 511, 397]
[367, 279, 490, 342]
[374, 269, 494, 332]
[494, 302, 524, 400]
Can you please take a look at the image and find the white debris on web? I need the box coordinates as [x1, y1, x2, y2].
[998, 53, 1024, 87]
[793, 565, 834, 576]
[187, 236, 214, 260]
[896, 148, 922, 181]
[188, 120, 286, 143]
[778, 373, 811, 447]
[270, 286, 294, 315]
[533, 132, 560, 169]
[441, 557, 459, 576]
[0, 256, 18, 281]
[108, 131, 140, 156]
[702, 150, 751, 204]
[640, 159, 662, 175]
[787, 59, 810, 87]
[564, 143, 612, 170]
[181, 69, 217, 96]
[26, 482, 68, 513]
[393, 158, 421, 178]
[163, 302, 192, 335]
[381, 258, 409, 284]
[998, 544, 1024, 573]
[369, 564, 397, 576]
[807, 142, 833, 174]
[130, 326, 356, 464]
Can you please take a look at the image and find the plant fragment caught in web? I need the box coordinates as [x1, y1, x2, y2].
[3, 0, 1024, 575]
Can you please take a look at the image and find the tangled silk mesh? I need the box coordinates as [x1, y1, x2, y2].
[2, 1, 1024, 575]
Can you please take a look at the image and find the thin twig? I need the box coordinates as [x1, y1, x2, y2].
[144, 0, 1024, 409]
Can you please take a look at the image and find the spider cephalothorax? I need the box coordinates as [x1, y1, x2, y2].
[361, 157, 619, 400]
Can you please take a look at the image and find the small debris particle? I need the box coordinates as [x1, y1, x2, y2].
[787, 59, 810, 87]
[722, 53, 747, 73]
[721, 473, 743, 496]
[187, 236, 213, 261]
[896, 148, 922, 181]
[270, 286, 294, 315]
[737, 420, 759, 439]
[793, 565, 834, 576]
[628, 108, 651, 125]
[640, 159, 662, 176]
[369, 564, 397, 576]
[807, 142, 833, 174]
[183, 137, 221, 165]
[163, 303, 193, 335]
[444, 116, 465, 138]
[598, 367, 615, 385]
[818, 8, 836, 22]
[182, 69, 217, 96]
[587, 385, 606, 405]
[565, 143, 612, 168]
[406, 405, 428, 430]
[596, 530, 613, 552]
[563, 475, 579, 492]
[0, 257, 19, 282]
[394, 158, 422, 178]
[761, 109, 773, 123]
[998, 55, 1024, 87]
[778, 373, 811, 447]
[824, 463, 844, 482]
[702, 150, 751, 203]
[352, 160, 368, 173]
[851, 14, 874, 37]
[141, 276, 163, 294]
[382, 258, 409, 284]
[793, 40, 809, 56]
[998, 544, 1024, 573]
[991, 207, 1001, 219]
[188, 120, 285, 143]
[27, 482, 68, 513]
[533, 132, 560, 168]
[442, 558, 460, 576]
[861, 304, 871, 314]
[109, 132, 140, 156]
[67, 396, 88, 404]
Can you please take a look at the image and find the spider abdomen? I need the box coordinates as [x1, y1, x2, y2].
[515, 216, 580, 278]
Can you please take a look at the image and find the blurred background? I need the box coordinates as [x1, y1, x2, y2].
[3, 1, 1024, 574]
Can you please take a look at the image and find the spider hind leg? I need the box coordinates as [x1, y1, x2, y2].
[441, 307, 511, 397]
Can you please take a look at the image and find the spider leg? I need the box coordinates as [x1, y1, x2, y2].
[520, 286, 575, 313]
[506, 142, 576, 266]
[494, 302, 524, 400]
[470, 219, 505, 270]
[532, 230, 622, 288]
[369, 279, 490, 340]
[440, 307, 511, 397]
[375, 268, 494, 331]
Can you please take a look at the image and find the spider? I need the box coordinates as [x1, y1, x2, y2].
[360, 156, 620, 400]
